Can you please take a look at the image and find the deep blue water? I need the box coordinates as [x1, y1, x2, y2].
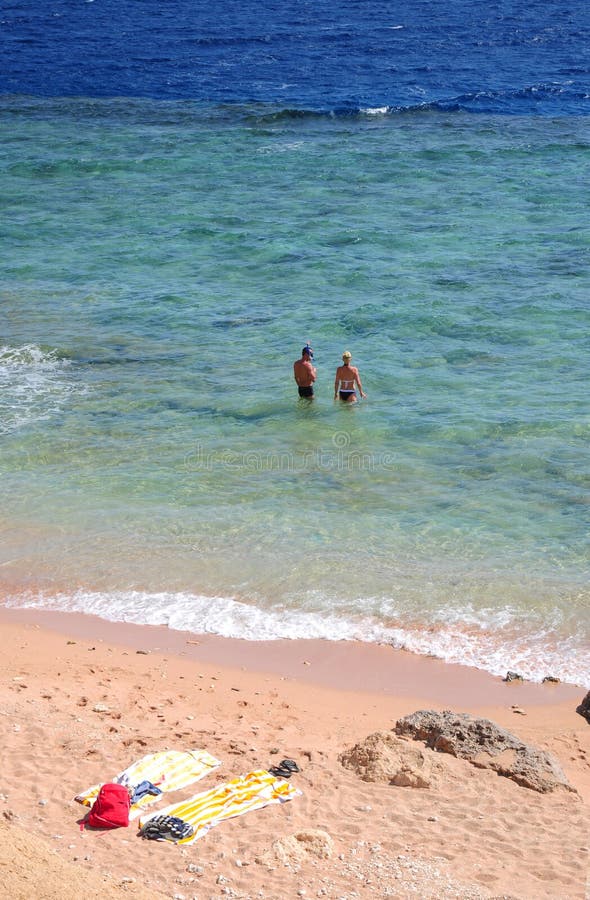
[2, 0, 589, 115]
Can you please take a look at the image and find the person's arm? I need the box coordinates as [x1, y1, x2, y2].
[354, 368, 367, 398]
[334, 370, 340, 399]
[308, 361, 317, 383]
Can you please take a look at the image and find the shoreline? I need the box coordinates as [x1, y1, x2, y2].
[1, 603, 588, 899]
[0, 603, 584, 706]
[1, 571, 586, 689]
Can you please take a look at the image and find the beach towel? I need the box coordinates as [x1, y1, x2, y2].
[138, 769, 301, 844]
[75, 749, 221, 820]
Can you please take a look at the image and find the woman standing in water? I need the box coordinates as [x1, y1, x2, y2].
[334, 350, 366, 403]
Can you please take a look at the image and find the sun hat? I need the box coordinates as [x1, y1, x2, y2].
[342, 350, 352, 359]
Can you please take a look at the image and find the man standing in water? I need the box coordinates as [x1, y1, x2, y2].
[293, 345, 317, 399]
[334, 350, 366, 402]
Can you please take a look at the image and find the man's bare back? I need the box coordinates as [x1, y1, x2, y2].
[294, 358, 315, 387]
[294, 347, 317, 398]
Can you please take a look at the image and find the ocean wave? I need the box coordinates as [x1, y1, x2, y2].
[2, 79, 587, 129]
[6, 588, 588, 687]
[222, 80, 587, 119]
[0, 344, 76, 435]
[359, 106, 390, 116]
[220, 81, 589, 120]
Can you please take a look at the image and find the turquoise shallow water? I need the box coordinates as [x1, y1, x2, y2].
[1, 99, 589, 683]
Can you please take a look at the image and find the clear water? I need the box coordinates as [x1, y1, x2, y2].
[1, 1, 589, 684]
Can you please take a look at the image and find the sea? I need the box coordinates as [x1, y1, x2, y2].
[1, 0, 589, 686]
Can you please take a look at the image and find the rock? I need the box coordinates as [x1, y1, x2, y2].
[503, 671, 524, 682]
[259, 830, 334, 867]
[576, 690, 590, 724]
[542, 675, 560, 684]
[339, 731, 440, 788]
[395, 710, 575, 793]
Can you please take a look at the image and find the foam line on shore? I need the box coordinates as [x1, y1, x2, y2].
[3, 587, 588, 687]
[0, 604, 582, 709]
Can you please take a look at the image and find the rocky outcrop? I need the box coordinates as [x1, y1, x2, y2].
[576, 691, 590, 724]
[339, 731, 442, 788]
[257, 829, 334, 867]
[395, 710, 574, 794]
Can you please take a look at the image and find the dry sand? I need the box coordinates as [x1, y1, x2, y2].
[0, 606, 588, 900]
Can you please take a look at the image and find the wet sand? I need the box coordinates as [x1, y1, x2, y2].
[1, 605, 588, 899]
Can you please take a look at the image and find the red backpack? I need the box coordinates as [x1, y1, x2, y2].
[86, 783, 130, 829]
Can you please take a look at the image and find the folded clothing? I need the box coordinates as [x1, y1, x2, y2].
[130, 780, 162, 805]
[139, 814, 194, 843]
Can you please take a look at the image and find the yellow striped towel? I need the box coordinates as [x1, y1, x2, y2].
[75, 749, 222, 819]
[137, 769, 301, 844]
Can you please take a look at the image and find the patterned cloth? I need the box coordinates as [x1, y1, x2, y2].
[75, 749, 221, 820]
[137, 769, 301, 845]
[140, 814, 195, 842]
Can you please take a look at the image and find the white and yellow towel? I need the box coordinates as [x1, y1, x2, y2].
[138, 769, 301, 844]
[75, 749, 221, 819]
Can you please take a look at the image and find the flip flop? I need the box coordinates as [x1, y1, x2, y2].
[268, 758, 300, 778]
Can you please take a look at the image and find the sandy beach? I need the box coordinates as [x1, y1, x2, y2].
[0, 605, 588, 900]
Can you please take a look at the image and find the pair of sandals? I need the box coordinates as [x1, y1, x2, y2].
[140, 814, 194, 842]
[268, 758, 300, 779]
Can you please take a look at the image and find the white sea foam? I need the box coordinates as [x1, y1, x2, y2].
[360, 106, 390, 116]
[6, 588, 589, 687]
[0, 345, 75, 434]
[257, 141, 307, 154]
